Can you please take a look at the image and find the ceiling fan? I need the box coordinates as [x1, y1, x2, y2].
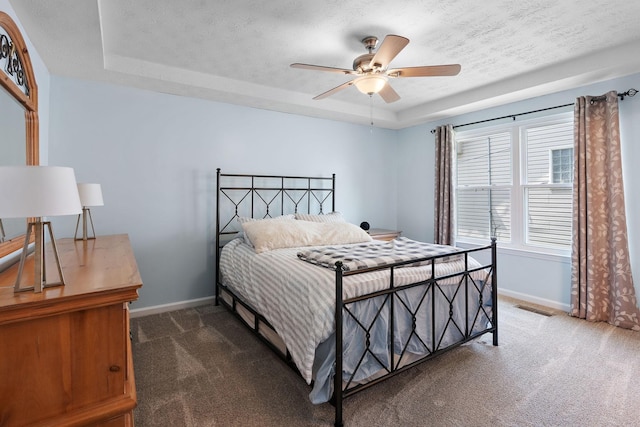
[290, 34, 461, 103]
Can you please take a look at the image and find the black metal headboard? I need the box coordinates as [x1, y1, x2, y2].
[215, 169, 336, 293]
[216, 168, 336, 242]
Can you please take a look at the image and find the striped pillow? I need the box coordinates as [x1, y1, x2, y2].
[295, 212, 345, 223]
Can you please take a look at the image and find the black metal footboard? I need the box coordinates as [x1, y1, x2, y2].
[332, 240, 497, 427]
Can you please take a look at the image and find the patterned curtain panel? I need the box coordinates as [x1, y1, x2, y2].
[434, 124, 454, 245]
[571, 91, 640, 330]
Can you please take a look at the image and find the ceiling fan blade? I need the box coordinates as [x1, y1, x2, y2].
[387, 64, 461, 77]
[313, 80, 354, 100]
[378, 82, 400, 103]
[368, 35, 409, 69]
[290, 63, 355, 75]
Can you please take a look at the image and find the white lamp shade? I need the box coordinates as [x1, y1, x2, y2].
[0, 166, 82, 218]
[77, 183, 104, 207]
[353, 75, 388, 95]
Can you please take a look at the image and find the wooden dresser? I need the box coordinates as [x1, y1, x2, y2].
[0, 234, 142, 426]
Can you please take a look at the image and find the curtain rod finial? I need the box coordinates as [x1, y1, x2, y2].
[620, 88, 638, 101]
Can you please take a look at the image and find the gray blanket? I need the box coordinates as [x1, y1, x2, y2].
[297, 237, 463, 271]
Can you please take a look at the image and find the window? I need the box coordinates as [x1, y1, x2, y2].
[454, 113, 573, 253]
[551, 148, 573, 184]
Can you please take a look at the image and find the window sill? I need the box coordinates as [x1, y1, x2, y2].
[456, 240, 570, 264]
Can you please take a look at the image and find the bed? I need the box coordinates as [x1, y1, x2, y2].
[215, 169, 497, 426]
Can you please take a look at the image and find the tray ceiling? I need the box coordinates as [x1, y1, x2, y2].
[9, 0, 640, 129]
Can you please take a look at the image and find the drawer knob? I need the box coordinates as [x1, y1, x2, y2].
[109, 365, 121, 372]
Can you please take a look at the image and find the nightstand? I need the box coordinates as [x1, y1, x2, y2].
[368, 228, 402, 241]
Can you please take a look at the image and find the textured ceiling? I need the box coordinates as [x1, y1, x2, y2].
[9, 0, 640, 129]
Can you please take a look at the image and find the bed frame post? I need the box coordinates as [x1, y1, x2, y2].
[334, 261, 344, 427]
[491, 237, 498, 346]
[332, 173, 336, 213]
[215, 168, 221, 306]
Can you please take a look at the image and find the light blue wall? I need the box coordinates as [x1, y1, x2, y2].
[397, 72, 640, 310]
[396, 125, 434, 243]
[47, 76, 399, 310]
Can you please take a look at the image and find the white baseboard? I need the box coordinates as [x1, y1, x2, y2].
[498, 287, 570, 312]
[130, 296, 216, 318]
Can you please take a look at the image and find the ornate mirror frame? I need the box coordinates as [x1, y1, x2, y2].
[0, 11, 39, 258]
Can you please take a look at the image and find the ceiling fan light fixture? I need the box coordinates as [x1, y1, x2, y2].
[353, 75, 387, 95]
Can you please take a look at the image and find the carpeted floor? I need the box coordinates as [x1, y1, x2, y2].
[131, 296, 640, 426]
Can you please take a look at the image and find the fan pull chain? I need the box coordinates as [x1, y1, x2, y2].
[369, 94, 374, 131]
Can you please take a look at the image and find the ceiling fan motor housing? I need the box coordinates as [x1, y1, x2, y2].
[353, 53, 376, 73]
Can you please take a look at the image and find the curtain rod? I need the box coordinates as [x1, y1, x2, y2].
[430, 88, 638, 134]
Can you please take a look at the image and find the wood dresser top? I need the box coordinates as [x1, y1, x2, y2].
[0, 234, 142, 324]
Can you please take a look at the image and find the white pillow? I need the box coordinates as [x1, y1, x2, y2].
[236, 214, 295, 246]
[295, 212, 345, 223]
[240, 219, 372, 254]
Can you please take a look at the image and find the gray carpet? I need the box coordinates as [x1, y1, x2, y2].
[131, 297, 640, 426]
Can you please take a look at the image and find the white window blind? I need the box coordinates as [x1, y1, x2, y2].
[456, 132, 512, 242]
[523, 120, 573, 249]
[455, 113, 573, 253]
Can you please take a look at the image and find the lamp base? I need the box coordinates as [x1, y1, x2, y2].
[14, 219, 66, 293]
[74, 207, 96, 241]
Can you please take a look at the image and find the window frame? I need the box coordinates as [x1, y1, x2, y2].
[453, 112, 573, 257]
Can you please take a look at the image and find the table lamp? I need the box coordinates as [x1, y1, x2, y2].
[0, 166, 82, 293]
[74, 183, 104, 241]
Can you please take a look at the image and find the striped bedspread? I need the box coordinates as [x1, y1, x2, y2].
[297, 237, 463, 271]
[218, 238, 487, 384]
